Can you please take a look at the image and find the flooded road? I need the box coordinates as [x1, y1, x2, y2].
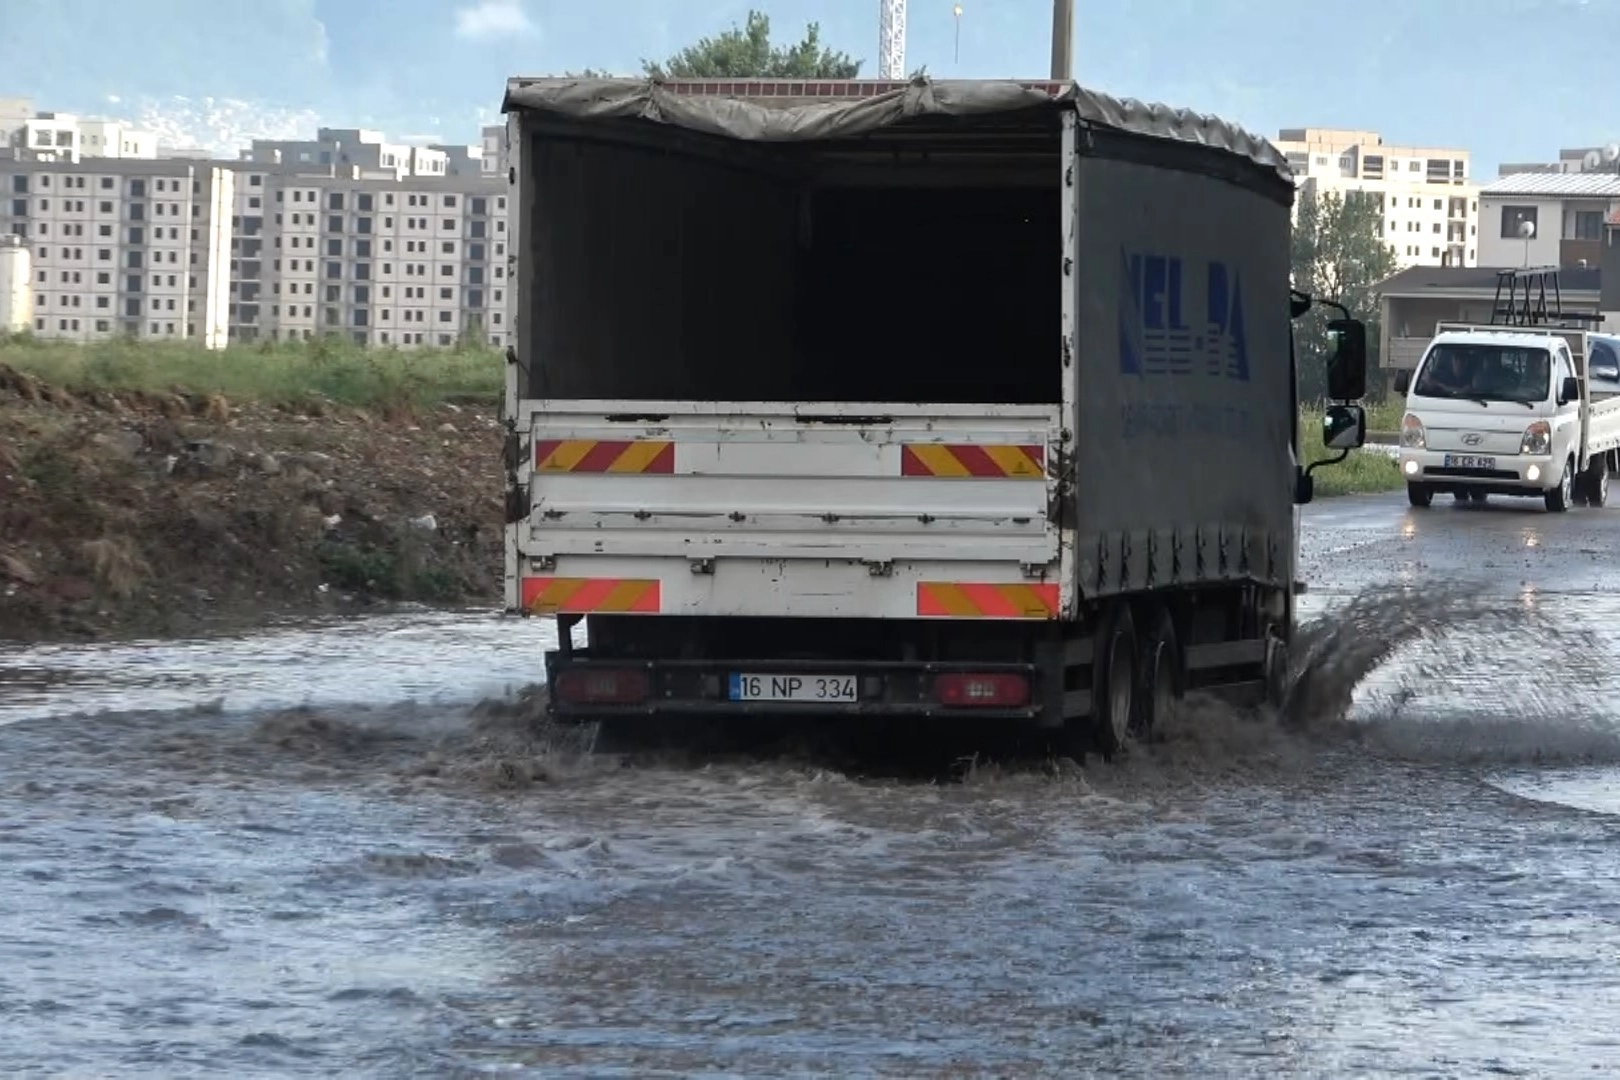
[5, 492, 1620, 1076]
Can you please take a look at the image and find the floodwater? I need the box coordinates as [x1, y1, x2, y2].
[5, 493, 1620, 1077]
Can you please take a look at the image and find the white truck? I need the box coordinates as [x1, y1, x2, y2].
[498, 76, 1368, 755]
[1393, 318, 1620, 511]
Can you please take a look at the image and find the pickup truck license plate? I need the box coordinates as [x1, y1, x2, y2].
[729, 673, 859, 703]
[1443, 454, 1496, 470]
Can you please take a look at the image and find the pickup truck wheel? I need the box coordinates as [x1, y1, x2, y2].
[1583, 455, 1610, 508]
[1545, 457, 1575, 513]
[1090, 603, 1137, 761]
[1467, 491, 1488, 504]
[1407, 483, 1433, 508]
[1133, 610, 1182, 743]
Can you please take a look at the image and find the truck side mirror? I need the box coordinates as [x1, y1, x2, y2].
[1560, 375, 1580, 405]
[1392, 369, 1411, 394]
[1326, 318, 1368, 401]
[1323, 403, 1366, 450]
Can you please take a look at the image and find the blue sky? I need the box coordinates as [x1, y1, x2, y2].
[0, 0, 1613, 171]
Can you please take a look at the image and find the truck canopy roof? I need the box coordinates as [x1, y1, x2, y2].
[500, 76, 1291, 185]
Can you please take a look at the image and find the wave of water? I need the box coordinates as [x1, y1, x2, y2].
[5, 584, 1620, 1075]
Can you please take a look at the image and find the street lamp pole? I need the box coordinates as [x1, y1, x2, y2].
[1050, 0, 1074, 80]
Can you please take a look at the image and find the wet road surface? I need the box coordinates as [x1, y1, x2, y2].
[5, 491, 1620, 1076]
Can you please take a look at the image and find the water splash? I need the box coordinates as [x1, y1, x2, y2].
[1283, 583, 1614, 764]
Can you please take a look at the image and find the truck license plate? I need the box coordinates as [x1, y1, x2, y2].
[729, 673, 859, 703]
[1443, 454, 1496, 469]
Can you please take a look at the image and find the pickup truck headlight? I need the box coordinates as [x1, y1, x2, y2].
[1400, 413, 1426, 449]
[1521, 420, 1551, 456]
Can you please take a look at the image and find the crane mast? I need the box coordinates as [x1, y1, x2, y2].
[878, 0, 907, 80]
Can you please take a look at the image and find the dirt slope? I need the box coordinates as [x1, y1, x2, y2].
[0, 364, 505, 642]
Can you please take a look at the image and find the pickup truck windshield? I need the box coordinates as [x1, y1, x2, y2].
[1413, 343, 1552, 404]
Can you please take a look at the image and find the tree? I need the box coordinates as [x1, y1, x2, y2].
[641, 10, 861, 79]
[1291, 188, 1398, 400]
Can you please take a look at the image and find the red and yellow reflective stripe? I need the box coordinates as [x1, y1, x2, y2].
[900, 443, 1045, 479]
[917, 582, 1060, 619]
[534, 439, 675, 474]
[521, 577, 662, 614]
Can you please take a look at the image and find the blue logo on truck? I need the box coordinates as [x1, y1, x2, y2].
[1118, 249, 1250, 383]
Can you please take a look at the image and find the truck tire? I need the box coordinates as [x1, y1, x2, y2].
[1467, 491, 1488, 504]
[1091, 603, 1137, 761]
[1134, 608, 1182, 742]
[1582, 454, 1610, 508]
[1545, 457, 1575, 513]
[1263, 626, 1291, 712]
[1407, 483, 1433, 508]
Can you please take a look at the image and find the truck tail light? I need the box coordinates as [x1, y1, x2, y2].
[553, 667, 650, 706]
[933, 673, 1030, 708]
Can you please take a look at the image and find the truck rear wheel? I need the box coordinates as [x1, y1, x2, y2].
[1545, 457, 1575, 513]
[1407, 483, 1433, 508]
[1581, 454, 1610, 508]
[1134, 609, 1182, 742]
[1090, 603, 1137, 760]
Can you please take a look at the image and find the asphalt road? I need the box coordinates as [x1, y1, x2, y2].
[1301, 487, 1620, 601]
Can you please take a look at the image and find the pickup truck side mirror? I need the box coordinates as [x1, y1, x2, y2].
[1326, 318, 1368, 401]
[1323, 403, 1367, 451]
[1392, 369, 1411, 394]
[1560, 375, 1580, 405]
[1591, 361, 1620, 382]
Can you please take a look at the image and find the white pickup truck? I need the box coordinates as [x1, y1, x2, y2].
[1393, 323, 1620, 511]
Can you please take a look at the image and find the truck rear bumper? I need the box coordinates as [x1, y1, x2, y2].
[543, 651, 1046, 723]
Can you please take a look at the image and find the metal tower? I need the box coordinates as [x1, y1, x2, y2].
[879, 0, 907, 79]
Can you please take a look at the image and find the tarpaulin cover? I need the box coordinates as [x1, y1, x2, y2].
[502, 76, 1292, 184]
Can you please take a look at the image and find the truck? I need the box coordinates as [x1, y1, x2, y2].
[497, 76, 1368, 756]
[1392, 268, 1620, 511]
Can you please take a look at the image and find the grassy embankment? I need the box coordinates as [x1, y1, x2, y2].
[1299, 396, 1405, 498]
[1, 334, 1408, 501]
[0, 333, 504, 410]
[0, 335, 508, 640]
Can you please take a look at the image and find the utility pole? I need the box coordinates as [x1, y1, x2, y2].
[1050, 0, 1074, 80]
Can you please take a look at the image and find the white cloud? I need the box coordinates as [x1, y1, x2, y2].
[454, 0, 536, 41]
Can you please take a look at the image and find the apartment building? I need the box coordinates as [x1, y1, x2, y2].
[241, 128, 462, 181]
[0, 157, 234, 347]
[1275, 127, 1480, 269]
[1, 101, 160, 164]
[226, 165, 511, 348]
[1477, 172, 1620, 270]
[1498, 144, 1620, 176]
[480, 124, 507, 178]
[0, 98, 513, 351]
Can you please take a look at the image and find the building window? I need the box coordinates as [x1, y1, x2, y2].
[1569, 210, 1604, 241]
[1500, 205, 1538, 239]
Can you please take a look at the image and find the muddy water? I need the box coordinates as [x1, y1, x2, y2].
[6, 497, 1620, 1076]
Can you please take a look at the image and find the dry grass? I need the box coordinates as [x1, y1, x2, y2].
[79, 537, 151, 599]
